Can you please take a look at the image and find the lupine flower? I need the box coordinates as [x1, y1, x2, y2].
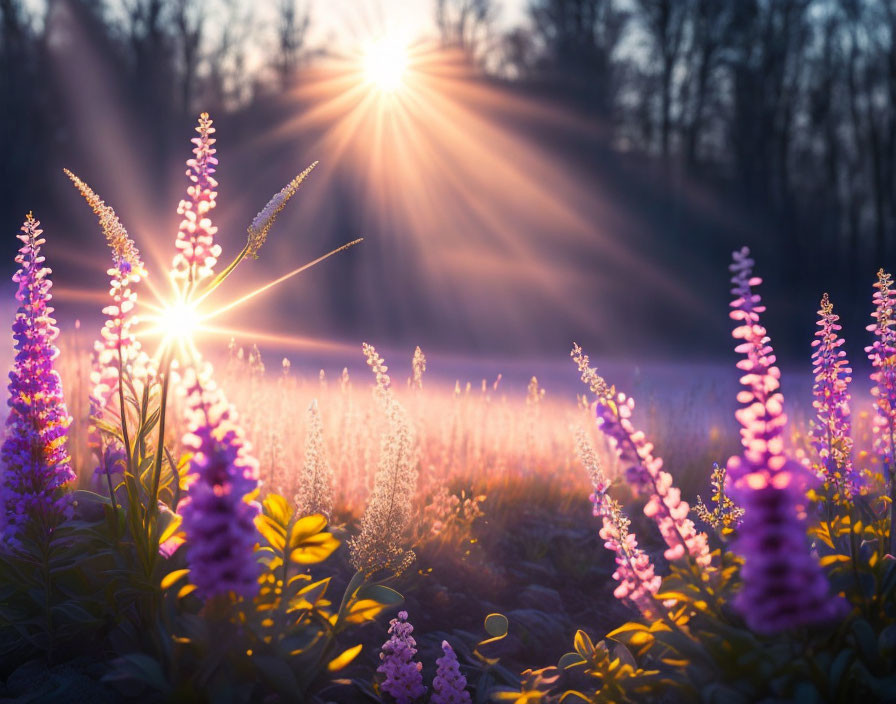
[810, 293, 856, 494]
[65, 170, 148, 475]
[865, 269, 896, 474]
[349, 344, 417, 577]
[432, 640, 471, 704]
[377, 610, 426, 704]
[172, 112, 221, 291]
[295, 399, 333, 518]
[576, 428, 660, 617]
[1, 214, 74, 544]
[571, 344, 711, 569]
[726, 247, 843, 634]
[247, 161, 318, 258]
[180, 363, 260, 598]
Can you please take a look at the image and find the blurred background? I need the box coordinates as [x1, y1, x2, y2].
[0, 0, 892, 371]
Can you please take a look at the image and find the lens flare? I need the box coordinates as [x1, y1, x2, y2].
[363, 37, 407, 92]
[161, 301, 200, 342]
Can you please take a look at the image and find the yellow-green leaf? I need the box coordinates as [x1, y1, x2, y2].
[343, 598, 386, 624]
[819, 554, 850, 567]
[161, 569, 189, 590]
[159, 513, 183, 546]
[573, 630, 595, 659]
[289, 533, 340, 564]
[263, 494, 292, 528]
[256, 515, 286, 552]
[328, 644, 362, 671]
[290, 513, 328, 547]
[485, 613, 509, 638]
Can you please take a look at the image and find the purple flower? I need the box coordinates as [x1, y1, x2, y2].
[726, 247, 843, 634]
[180, 363, 260, 599]
[1, 214, 74, 544]
[865, 269, 896, 473]
[171, 112, 221, 291]
[576, 428, 661, 617]
[65, 169, 148, 479]
[594, 395, 711, 568]
[432, 640, 471, 704]
[571, 344, 711, 569]
[810, 293, 856, 494]
[377, 610, 426, 704]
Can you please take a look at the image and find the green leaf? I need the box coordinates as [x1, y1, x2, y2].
[255, 515, 286, 553]
[356, 584, 404, 607]
[158, 511, 182, 546]
[819, 554, 851, 568]
[484, 613, 509, 638]
[252, 654, 299, 694]
[290, 513, 328, 547]
[558, 652, 586, 670]
[160, 569, 189, 591]
[71, 490, 112, 507]
[289, 532, 340, 564]
[263, 494, 293, 528]
[328, 644, 363, 671]
[102, 654, 169, 694]
[852, 618, 884, 671]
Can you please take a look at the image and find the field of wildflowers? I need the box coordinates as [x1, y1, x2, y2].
[1, 114, 895, 704]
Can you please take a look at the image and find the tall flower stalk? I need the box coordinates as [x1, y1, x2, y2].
[65, 170, 148, 488]
[180, 363, 260, 599]
[575, 428, 661, 617]
[572, 344, 711, 570]
[172, 112, 221, 297]
[865, 269, 896, 551]
[726, 247, 842, 634]
[295, 399, 334, 518]
[349, 344, 417, 577]
[810, 293, 855, 496]
[1, 214, 74, 545]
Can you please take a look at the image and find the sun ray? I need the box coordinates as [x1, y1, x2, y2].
[198, 238, 364, 321]
[197, 325, 358, 354]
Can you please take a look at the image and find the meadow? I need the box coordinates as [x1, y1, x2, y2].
[0, 113, 894, 704]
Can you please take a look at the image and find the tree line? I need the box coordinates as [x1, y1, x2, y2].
[1, 0, 893, 314]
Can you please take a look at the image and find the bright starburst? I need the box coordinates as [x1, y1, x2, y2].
[363, 37, 408, 93]
[161, 300, 200, 343]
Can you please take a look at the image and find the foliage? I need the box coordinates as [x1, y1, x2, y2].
[494, 257, 896, 704]
[0, 113, 401, 702]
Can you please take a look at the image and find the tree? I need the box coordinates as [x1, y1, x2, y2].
[274, 0, 310, 89]
[634, 0, 689, 158]
[529, 0, 629, 118]
[434, 0, 497, 65]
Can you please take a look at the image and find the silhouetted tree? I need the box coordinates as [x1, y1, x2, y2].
[529, 0, 628, 118]
[434, 0, 497, 65]
[274, 0, 310, 89]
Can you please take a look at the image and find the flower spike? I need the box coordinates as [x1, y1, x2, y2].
[726, 247, 843, 634]
[1, 214, 74, 544]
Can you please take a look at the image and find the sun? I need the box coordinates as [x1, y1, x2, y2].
[161, 300, 200, 343]
[363, 37, 408, 92]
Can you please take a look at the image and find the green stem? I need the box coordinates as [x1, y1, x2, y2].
[150, 351, 174, 508]
[888, 426, 895, 556]
[147, 350, 175, 576]
[117, 346, 133, 492]
[41, 536, 54, 665]
[193, 243, 249, 306]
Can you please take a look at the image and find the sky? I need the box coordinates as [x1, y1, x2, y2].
[300, 0, 528, 46]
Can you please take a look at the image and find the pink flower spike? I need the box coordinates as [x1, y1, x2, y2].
[726, 247, 844, 634]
